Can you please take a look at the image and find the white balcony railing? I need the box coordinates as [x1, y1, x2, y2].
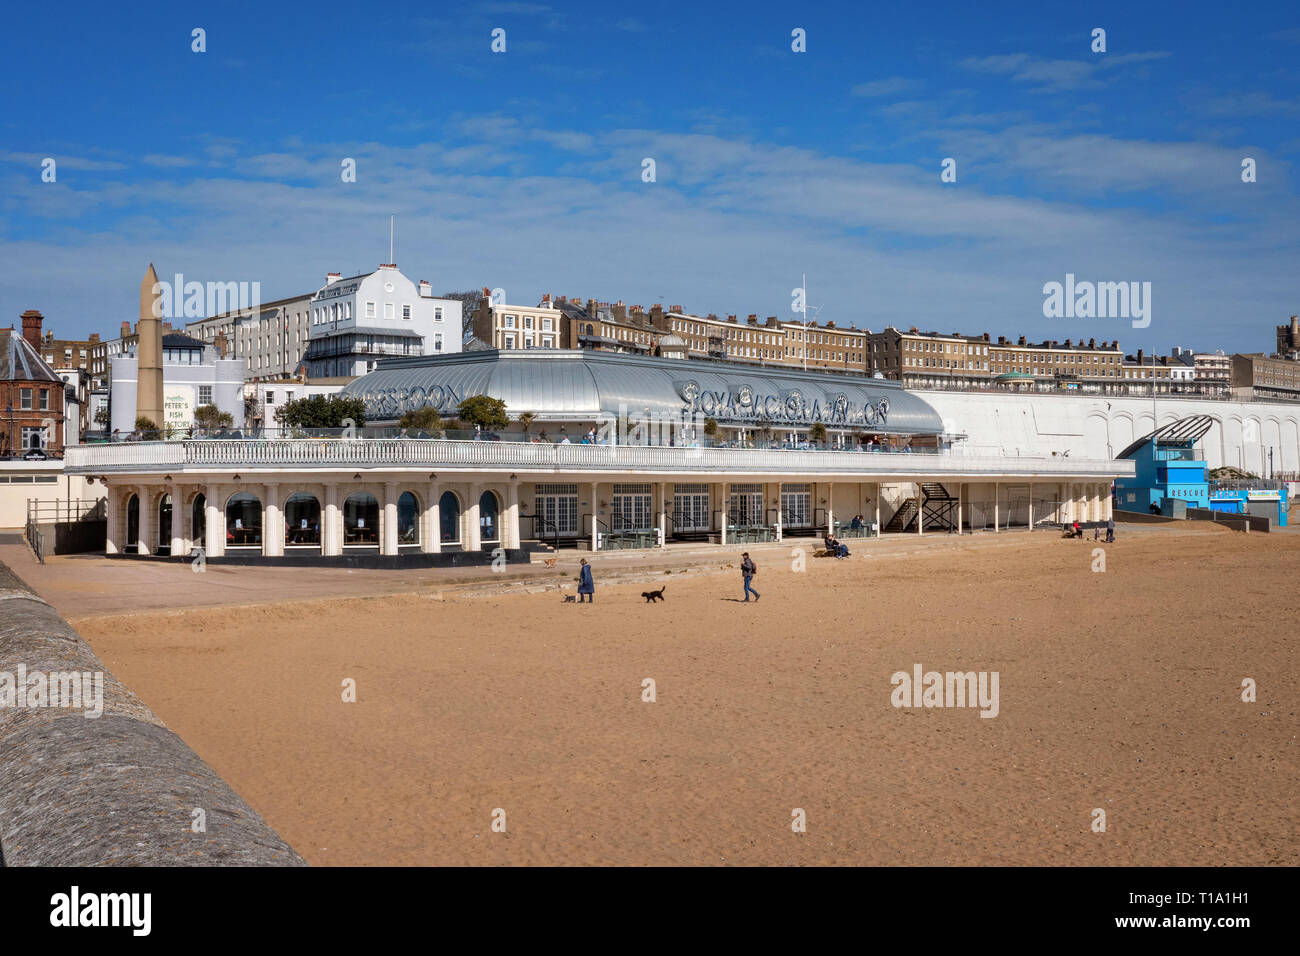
[65, 439, 1135, 479]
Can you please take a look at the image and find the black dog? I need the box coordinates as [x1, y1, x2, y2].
[641, 586, 666, 603]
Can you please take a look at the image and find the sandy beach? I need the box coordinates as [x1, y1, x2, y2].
[70, 525, 1298, 866]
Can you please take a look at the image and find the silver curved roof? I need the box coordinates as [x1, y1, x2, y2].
[342, 349, 945, 434]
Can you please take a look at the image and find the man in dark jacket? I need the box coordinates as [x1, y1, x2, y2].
[741, 552, 759, 602]
[578, 558, 594, 603]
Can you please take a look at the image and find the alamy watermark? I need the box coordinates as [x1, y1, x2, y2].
[152, 273, 262, 319]
[1042, 273, 1151, 328]
[1, 664, 105, 718]
[890, 663, 999, 718]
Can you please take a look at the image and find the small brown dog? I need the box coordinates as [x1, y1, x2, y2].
[544, 557, 559, 568]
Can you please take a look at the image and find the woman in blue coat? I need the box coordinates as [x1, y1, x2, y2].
[578, 558, 595, 603]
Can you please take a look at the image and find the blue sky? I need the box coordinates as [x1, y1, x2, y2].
[2, 0, 1299, 353]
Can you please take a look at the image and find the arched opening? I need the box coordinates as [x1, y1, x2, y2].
[284, 493, 322, 549]
[439, 491, 461, 546]
[125, 493, 139, 548]
[479, 490, 500, 544]
[225, 492, 263, 548]
[191, 494, 206, 550]
[398, 491, 420, 548]
[344, 492, 379, 548]
[158, 493, 173, 555]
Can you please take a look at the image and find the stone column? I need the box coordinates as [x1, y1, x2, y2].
[264, 482, 283, 557]
[170, 481, 185, 556]
[1028, 483, 1035, 531]
[505, 481, 520, 550]
[104, 484, 120, 555]
[874, 483, 881, 536]
[993, 481, 1000, 533]
[137, 486, 153, 555]
[826, 481, 834, 535]
[720, 481, 729, 545]
[323, 482, 340, 557]
[467, 484, 482, 551]
[590, 481, 599, 551]
[382, 481, 399, 555]
[205, 483, 223, 558]
[957, 482, 964, 534]
[916, 481, 923, 536]
[657, 481, 666, 547]
[773, 483, 783, 542]
[426, 483, 441, 553]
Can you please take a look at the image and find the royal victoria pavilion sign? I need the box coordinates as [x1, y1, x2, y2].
[674, 380, 889, 427]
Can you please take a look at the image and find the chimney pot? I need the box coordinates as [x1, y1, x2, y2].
[20, 310, 43, 349]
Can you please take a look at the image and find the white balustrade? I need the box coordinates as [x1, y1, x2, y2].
[66, 438, 1135, 479]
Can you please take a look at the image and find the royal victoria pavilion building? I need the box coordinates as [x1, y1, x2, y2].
[67, 348, 1133, 563]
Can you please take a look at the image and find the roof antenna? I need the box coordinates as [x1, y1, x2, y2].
[389, 214, 395, 265]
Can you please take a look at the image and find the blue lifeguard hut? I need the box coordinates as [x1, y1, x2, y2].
[1114, 416, 1212, 515]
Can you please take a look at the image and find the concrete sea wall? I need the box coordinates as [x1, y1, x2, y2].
[0, 559, 304, 866]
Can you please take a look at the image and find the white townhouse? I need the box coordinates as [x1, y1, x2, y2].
[303, 265, 462, 378]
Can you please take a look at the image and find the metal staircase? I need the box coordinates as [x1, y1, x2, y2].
[884, 483, 958, 533]
[919, 482, 957, 531]
[885, 497, 919, 532]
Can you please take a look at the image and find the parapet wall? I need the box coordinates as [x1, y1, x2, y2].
[0, 559, 305, 866]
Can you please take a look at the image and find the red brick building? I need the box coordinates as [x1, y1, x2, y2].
[1, 312, 65, 457]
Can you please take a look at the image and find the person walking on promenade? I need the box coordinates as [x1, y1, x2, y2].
[741, 552, 760, 602]
[1105, 516, 1115, 543]
[578, 558, 595, 603]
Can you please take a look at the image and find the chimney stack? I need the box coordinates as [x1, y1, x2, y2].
[418, 280, 432, 298]
[1137, 348, 1145, 364]
[89, 333, 100, 344]
[1018, 336, 1027, 346]
[20, 310, 42, 348]
[982, 332, 990, 342]
[326, 272, 341, 285]
[121, 321, 131, 337]
[747, 314, 757, 324]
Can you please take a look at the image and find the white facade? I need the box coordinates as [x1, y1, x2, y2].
[54, 366, 88, 444]
[305, 266, 461, 377]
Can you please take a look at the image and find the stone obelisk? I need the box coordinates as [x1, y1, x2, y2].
[136, 264, 165, 429]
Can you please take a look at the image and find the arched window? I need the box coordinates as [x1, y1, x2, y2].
[192, 493, 206, 547]
[126, 493, 139, 547]
[344, 492, 378, 546]
[479, 490, 500, 543]
[158, 493, 173, 554]
[398, 491, 419, 546]
[284, 493, 321, 547]
[439, 491, 461, 544]
[226, 492, 262, 547]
